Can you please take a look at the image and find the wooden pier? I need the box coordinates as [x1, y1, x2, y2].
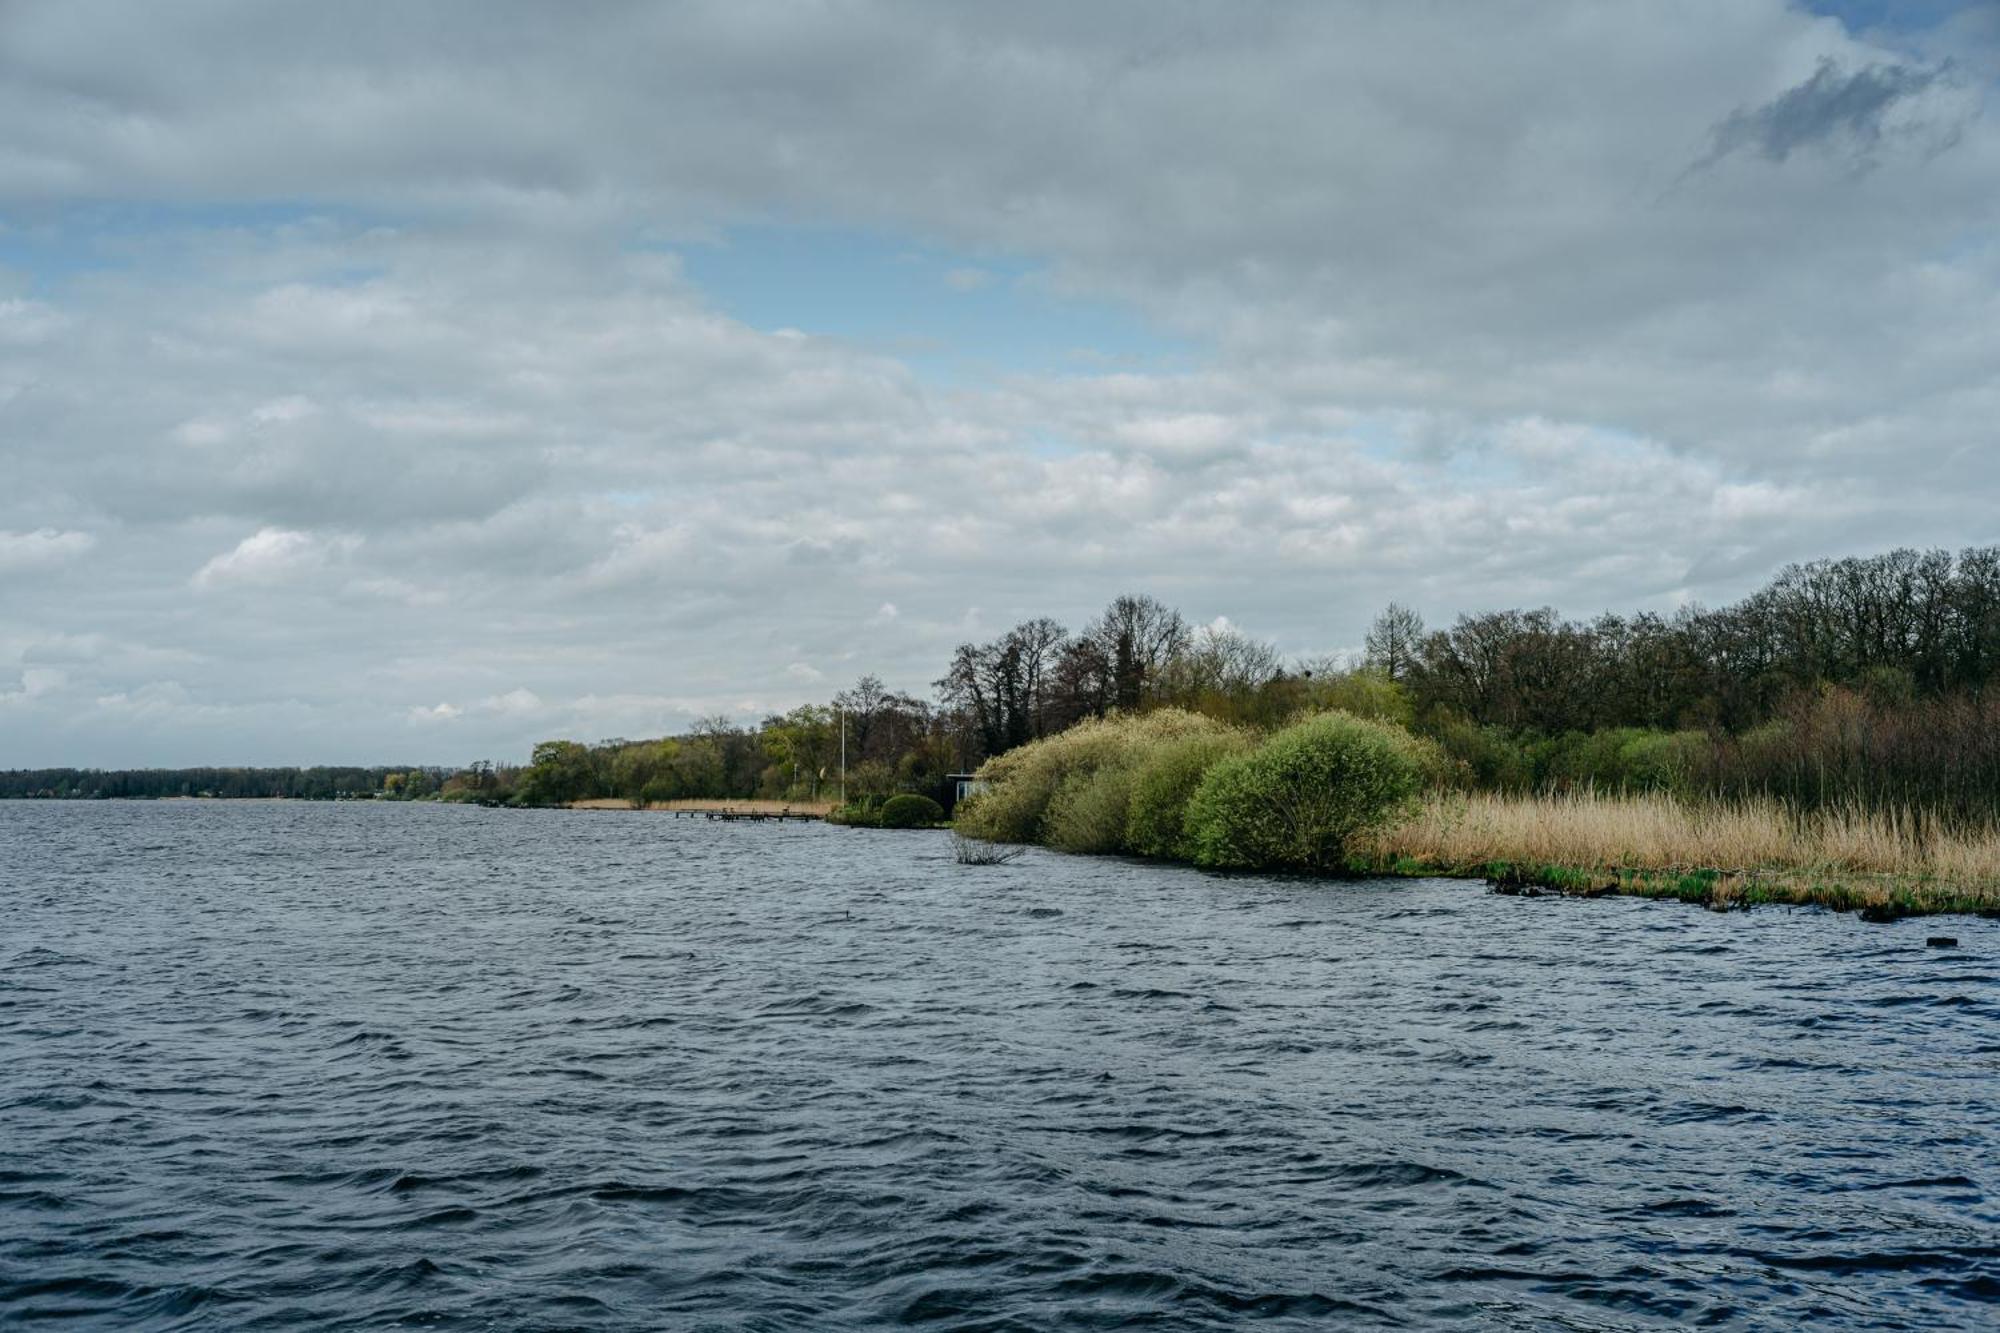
[668, 807, 824, 823]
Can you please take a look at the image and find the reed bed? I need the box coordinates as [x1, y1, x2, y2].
[1355, 789, 2000, 916]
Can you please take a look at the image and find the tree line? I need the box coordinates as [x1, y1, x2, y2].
[0, 765, 443, 801]
[11, 546, 1998, 817]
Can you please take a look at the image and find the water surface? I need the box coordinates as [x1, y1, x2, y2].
[2, 802, 1996, 1328]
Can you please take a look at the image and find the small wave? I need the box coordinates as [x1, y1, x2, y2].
[1280, 1160, 1488, 1190]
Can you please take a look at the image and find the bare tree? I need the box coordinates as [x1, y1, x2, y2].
[1363, 603, 1426, 683]
[833, 674, 891, 758]
[1089, 594, 1190, 710]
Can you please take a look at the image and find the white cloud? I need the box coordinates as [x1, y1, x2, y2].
[249, 395, 317, 424]
[0, 667, 66, 706]
[192, 527, 356, 588]
[480, 688, 543, 716]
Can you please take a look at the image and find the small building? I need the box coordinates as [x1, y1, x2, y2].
[943, 772, 988, 814]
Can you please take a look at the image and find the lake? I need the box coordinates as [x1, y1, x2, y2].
[2, 801, 1995, 1328]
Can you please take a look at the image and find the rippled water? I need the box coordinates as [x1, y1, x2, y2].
[2, 802, 1996, 1329]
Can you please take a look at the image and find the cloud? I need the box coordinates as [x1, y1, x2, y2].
[0, 0, 1995, 765]
[192, 527, 355, 588]
[480, 688, 543, 716]
[0, 528, 96, 571]
[1, 667, 66, 706]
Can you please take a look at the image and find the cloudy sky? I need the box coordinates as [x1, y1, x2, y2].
[3, 1, 1996, 767]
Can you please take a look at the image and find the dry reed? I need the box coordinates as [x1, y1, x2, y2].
[1355, 789, 2000, 915]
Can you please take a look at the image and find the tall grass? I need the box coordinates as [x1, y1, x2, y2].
[1358, 789, 2000, 879]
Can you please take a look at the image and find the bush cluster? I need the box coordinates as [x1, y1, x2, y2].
[956, 707, 1438, 873]
[1124, 732, 1254, 860]
[1181, 712, 1432, 870]
[954, 709, 1241, 847]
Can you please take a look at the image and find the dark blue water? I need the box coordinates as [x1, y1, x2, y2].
[2, 802, 1996, 1329]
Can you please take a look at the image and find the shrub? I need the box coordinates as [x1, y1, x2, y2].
[1044, 765, 1141, 854]
[1619, 730, 1706, 793]
[1185, 712, 1432, 870]
[1427, 716, 1534, 790]
[952, 831, 1027, 865]
[829, 800, 882, 827]
[879, 793, 945, 828]
[1125, 731, 1254, 859]
[955, 709, 1242, 844]
[1299, 668, 1414, 727]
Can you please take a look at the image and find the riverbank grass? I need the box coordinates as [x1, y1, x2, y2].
[1350, 790, 2000, 918]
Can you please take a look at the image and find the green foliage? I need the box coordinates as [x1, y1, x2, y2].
[955, 709, 1241, 844]
[761, 704, 836, 798]
[1427, 716, 1534, 790]
[517, 740, 598, 806]
[1299, 668, 1414, 727]
[1044, 765, 1140, 854]
[879, 793, 945, 828]
[1184, 711, 1432, 870]
[1124, 731, 1254, 859]
[846, 761, 896, 800]
[829, 799, 883, 827]
[610, 741, 673, 807]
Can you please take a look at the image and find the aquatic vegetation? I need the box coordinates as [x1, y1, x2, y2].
[951, 831, 1027, 865]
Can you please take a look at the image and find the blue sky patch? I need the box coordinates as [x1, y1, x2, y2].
[673, 224, 1191, 385]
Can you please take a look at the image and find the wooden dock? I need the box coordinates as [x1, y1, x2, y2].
[669, 807, 824, 823]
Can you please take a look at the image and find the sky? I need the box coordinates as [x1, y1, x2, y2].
[2, 0, 1997, 767]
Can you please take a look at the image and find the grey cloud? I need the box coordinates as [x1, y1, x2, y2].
[1697, 56, 1966, 169]
[1, 1, 1997, 765]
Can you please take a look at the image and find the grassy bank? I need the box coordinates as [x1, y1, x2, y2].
[1352, 791, 2000, 919]
[955, 710, 2000, 920]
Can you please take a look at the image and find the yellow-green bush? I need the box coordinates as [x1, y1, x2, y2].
[1185, 712, 1434, 870]
[956, 709, 1240, 845]
[1044, 765, 1141, 853]
[1124, 731, 1254, 859]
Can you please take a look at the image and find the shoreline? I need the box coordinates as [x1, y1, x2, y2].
[1351, 855, 1999, 922]
[565, 797, 837, 816]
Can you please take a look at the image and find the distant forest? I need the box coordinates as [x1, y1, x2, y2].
[0, 766, 444, 801]
[10, 546, 2000, 817]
